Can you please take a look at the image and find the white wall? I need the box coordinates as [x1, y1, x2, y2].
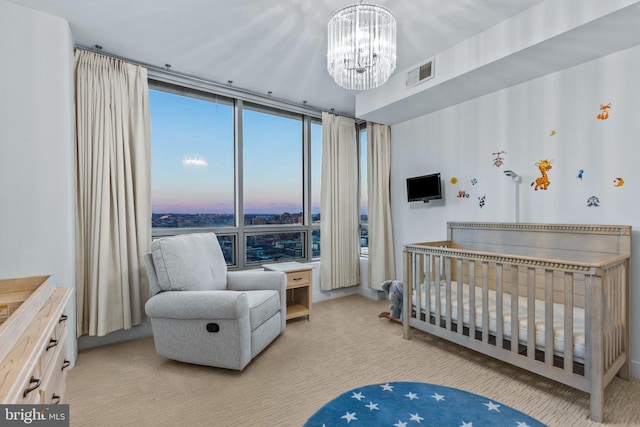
[391, 44, 640, 378]
[0, 1, 77, 364]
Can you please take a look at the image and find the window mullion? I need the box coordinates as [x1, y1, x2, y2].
[235, 99, 245, 269]
[302, 116, 311, 259]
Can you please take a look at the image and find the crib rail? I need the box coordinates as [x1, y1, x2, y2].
[403, 240, 630, 421]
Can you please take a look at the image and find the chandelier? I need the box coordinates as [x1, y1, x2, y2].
[327, 2, 397, 91]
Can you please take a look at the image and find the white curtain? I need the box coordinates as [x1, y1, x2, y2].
[367, 122, 395, 290]
[320, 112, 360, 290]
[74, 49, 151, 337]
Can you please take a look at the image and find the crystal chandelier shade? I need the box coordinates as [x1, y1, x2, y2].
[327, 3, 397, 91]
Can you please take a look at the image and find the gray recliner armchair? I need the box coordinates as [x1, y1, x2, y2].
[144, 232, 286, 370]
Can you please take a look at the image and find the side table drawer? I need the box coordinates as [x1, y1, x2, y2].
[287, 270, 310, 288]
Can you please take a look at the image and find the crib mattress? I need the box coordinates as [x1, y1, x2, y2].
[412, 281, 586, 360]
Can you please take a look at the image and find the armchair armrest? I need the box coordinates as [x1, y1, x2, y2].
[227, 271, 286, 293]
[227, 271, 287, 332]
[145, 290, 248, 320]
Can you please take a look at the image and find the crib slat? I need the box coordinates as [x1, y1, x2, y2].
[469, 261, 476, 335]
[611, 265, 616, 361]
[435, 256, 441, 325]
[417, 253, 425, 297]
[623, 261, 631, 381]
[621, 262, 628, 371]
[606, 268, 614, 369]
[423, 254, 430, 323]
[457, 259, 464, 335]
[545, 270, 553, 366]
[415, 253, 423, 322]
[403, 251, 413, 339]
[527, 268, 535, 359]
[616, 265, 621, 361]
[445, 257, 452, 331]
[617, 264, 623, 361]
[496, 263, 504, 348]
[482, 262, 489, 344]
[584, 273, 592, 383]
[511, 265, 519, 354]
[564, 272, 574, 372]
[614, 264, 622, 365]
[604, 270, 611, 369]
[590, 274, 605, 424]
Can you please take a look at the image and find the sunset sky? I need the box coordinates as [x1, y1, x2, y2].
[149, 89, 365, 216]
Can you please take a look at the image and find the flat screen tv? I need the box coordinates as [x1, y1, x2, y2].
[406, 173, 442, 203]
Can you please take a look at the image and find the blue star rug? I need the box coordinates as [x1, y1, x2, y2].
[304, 382, 547, 427]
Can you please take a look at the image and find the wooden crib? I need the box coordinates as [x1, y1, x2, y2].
[402, 222, 631, 423]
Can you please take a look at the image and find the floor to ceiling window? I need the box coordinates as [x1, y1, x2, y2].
[242, 104, 305, 264]
[149, 87, 234, 226]
[359, 126, 369, 256]
[149, 80, 324, 269]
[310, 121, 322, 258]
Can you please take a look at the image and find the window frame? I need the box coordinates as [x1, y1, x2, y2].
[358, 123, 368, 257]
[149, 80, 322, 269]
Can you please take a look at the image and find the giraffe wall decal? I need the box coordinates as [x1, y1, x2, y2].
[531, 159, 553, 191]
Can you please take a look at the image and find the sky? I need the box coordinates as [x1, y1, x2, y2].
[149, 89, 366, 216]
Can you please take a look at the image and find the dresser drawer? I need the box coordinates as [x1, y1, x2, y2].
[54, 312, 69, 342]
[286, 270, 310, 288]
[40, 336, 68, 405]
[40, 324, 66, 374]
[19, 364, 43, 404]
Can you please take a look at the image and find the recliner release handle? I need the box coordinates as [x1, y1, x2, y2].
[206, 323, 220, 333]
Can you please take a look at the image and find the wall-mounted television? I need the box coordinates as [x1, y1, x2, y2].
[406, 172, 442, 203]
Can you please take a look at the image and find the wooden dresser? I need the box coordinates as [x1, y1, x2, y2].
[0, 275, 72, 404]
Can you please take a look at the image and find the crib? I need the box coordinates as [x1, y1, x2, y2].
[402, 222, 631, 423]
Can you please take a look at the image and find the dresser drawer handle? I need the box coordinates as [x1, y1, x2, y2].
[51, 394, 62, 404]
[23, 376, 41, 397]
[62, 360, 71, 370]
[293, 277, 302, 281]
[59, 314, 68, 323]
[46, 338, 59, 351]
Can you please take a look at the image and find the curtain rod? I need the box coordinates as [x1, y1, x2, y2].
[75, 45, 358, 121]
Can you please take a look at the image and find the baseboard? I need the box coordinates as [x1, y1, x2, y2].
[312, 287, 359, 303]
[631, 359, 640, 380]
[78, 322, 153, 350]
[358, 286, 386, 301]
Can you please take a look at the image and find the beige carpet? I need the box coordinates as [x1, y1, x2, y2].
[66, 295, 640, 426]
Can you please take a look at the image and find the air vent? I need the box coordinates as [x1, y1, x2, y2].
[406, 59, 434, 88]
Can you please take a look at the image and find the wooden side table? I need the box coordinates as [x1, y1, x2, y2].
[263, 262, 312, 321]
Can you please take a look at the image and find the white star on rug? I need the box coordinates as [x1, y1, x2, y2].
[380, 383, 394, 392]
[405, 392, 418, 400]
[432, 393, 445, 402]
[516, 422, 531, 427]
[460, 421, 473, 427]
[394, 421, 408, 427]
[341, 412, 357, 423]
[365, 401, 379, 411]
[351, 391, 365, 401]
[484, 401, 501, 412]
[410, 413, 424, 422]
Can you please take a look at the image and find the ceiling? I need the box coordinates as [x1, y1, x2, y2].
[9, 0, 546, 116]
